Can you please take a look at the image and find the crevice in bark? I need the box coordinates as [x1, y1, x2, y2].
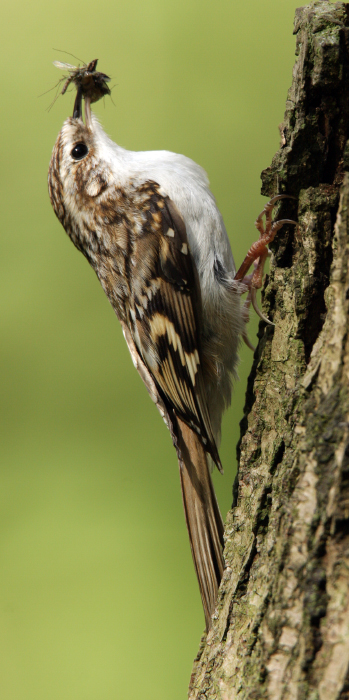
[270, 440, 285, 476]
[229, 538, 259, 607]
[303, 564, 328, 669]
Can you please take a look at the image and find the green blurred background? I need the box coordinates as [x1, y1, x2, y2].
[1, 1, 299, 697]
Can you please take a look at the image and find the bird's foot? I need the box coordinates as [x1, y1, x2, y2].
[235, 195, 297, 339]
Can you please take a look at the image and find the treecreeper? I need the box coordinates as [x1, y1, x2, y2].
[48, 59, 296, 631]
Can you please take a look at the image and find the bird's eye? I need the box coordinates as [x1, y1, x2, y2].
[71, 143, 89, 160]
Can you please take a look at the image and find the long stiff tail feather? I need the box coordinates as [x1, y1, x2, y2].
[176, 418, 224, 631]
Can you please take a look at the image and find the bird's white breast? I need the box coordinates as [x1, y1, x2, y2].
[92, 116, 236, 294]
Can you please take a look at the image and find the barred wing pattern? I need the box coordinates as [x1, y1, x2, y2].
[126, 184, 221, 471]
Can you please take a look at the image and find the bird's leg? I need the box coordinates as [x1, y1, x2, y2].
[235, 195, 297, 328]
[237, 264, 259, 351]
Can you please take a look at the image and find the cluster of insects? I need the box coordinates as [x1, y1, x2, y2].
[45, 54, 111, 111]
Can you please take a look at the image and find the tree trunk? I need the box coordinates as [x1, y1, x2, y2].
[189, 2, 349, 698]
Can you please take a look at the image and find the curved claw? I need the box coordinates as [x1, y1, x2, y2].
[256, 195, 297, 225]
[242, 330, 256, 352]
[267, 194, 297, 205]
[274, 218, 298, 226]
[251, 287, 275, 326]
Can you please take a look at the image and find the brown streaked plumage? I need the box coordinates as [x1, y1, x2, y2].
[50, 133, 220, 465]
[48, 83, 296, 630]
[48, 118, 224, 629]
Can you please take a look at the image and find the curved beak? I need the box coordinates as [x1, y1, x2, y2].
[73, 85, 83, 119]
[72, 86, 92, 129]
[84, 96, 92, 129]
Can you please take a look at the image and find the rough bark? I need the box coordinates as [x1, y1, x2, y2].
[189, 2, 349, 698]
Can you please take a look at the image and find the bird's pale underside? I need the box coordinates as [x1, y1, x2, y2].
[48, 63, 296, 631]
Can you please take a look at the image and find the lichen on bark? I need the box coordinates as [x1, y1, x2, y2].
[189, 2, 349, 698]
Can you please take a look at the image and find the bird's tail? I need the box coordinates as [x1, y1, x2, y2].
[176, 417, 224, 631]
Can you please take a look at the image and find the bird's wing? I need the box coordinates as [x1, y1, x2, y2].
[125, 180, 221, 470]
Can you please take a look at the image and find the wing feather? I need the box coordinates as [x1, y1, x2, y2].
[127, 182, 222, 470]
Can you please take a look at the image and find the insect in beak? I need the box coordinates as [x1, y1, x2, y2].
[53, 58, 111, 129]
